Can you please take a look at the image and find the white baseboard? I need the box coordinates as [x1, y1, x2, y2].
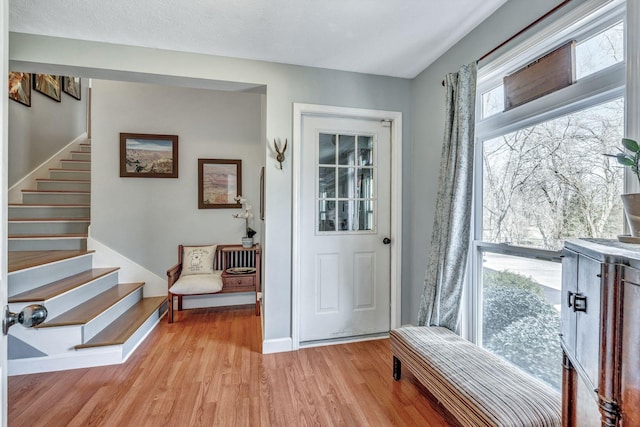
[8, 345, 123, 376]
[262, 337, 293, 354]
[87, 236, 166, 297]
[181, 293, 255, 309]
[8, 132, 88, 204]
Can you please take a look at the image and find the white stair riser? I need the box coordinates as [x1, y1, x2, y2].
[7, 309, 165, 376]
[8, 237, 87, 251]
[122, 306, 164, 358]
[22, 192, 90, 204]
[49, 170, 91, 180]
[9, 205, 90, 219]
[8, 254, 93, 296]
[29, 271, 119, 320]
[79, 145, 92, 153]
[70, 153, 91, 161]
[60, 161, 90, 170]
[37, 181, 91, 192]
[83, 288, 143, 342]
[9, 221, 89, 235]
[9, 325, 82, 356]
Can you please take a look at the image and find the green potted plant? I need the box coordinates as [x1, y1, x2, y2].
[607, 137, 640, 237]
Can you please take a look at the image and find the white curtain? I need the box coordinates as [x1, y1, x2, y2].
[417, 62, 477, 332]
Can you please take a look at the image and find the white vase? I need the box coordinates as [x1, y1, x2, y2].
[241, 237, 254, 248]
[621, 193, 640, 236]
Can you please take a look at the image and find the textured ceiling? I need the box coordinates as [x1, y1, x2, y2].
[9, 0, 508, 79]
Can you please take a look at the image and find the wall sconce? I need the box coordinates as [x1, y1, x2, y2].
[274, 138, 287, 170]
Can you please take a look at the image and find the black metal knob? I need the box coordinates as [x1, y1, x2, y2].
[383, 237, 391, 245]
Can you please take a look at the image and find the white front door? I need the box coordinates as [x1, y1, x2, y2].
[299, 115, 391, 343]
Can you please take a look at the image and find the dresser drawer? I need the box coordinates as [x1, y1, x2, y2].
[222, 274, 255, 292]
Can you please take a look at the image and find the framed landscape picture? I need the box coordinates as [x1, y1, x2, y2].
[62, 76, 82, 100]
[33, 74, 62, 102]
[9, 72, 31, 107]
[120, 133, 179, 178]
[198, 159, 242, 209]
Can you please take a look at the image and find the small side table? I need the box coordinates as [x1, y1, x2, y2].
[220, 244, 261, 316]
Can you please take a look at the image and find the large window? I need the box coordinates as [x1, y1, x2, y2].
[472, 1, 625, 390]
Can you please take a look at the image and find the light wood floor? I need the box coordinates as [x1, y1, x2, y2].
[9, 306, 454, 426]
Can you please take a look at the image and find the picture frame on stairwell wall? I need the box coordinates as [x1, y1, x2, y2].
[62, 76, 82, 100]
[33, 73, 62, 102]
[119, 133, 179, 178]
[9, 71, 31, 107]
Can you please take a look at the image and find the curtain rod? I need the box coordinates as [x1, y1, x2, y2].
[441, 0, 571, 86]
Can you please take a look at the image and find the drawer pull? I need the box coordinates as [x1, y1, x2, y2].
[573, 294, 587, 313]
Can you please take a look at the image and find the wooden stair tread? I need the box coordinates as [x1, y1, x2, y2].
[76, 297, 167, 349]
[8, 250, 94, 273]
[41, 282, 145, 327]
[35, 178, 91, 182]
[9, 218, 90, 222]
[48, 168, 90, 172]
[60, 159, 90, 162]
[21, 189, 90, 194]
[9, 267, 119, 302]
[8, 233, 88, 239]
[9, 203, 90, 207]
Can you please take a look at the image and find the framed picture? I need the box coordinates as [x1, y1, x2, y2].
[9, 72, 31, 107]
[260, 166, 265, 220]
[33, 74, 62, 102]
[62, 76, 81, 100]
[198, 159, 242, 209]
[120, 133, 179, 178]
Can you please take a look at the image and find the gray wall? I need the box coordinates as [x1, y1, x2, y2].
[9, 74, 86, 186]
[406, 0, 588, 323]
[91, 80, 263, 277]
[9, 34, 412, 343]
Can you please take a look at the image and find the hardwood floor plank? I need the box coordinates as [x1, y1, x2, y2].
[9, 306, 455, 426]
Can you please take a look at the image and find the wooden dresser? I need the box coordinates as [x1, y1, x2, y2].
[561, 239, 640, 427]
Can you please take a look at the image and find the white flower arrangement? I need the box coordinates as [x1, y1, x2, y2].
[232, 196, 256, 238]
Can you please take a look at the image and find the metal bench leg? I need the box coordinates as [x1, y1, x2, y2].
[393, 356, 402, 381]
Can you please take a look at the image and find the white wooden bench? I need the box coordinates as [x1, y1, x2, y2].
[390, 326, 561, 427]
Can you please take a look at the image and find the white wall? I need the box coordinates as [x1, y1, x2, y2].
[8, 74, 86, 186]
[9, 35, 412, 344]
[406, 0, 591, 323]
[91, 80, 263, 278]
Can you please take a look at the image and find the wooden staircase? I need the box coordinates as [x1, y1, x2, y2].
[7, 139, 167, 375]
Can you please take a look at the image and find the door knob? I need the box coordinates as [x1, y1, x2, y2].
[383, 237, 391, 244]
[3, 304, 48, 335]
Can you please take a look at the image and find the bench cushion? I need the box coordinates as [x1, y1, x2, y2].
[169, 271, 223, 295]
[390, 326, 561, 427]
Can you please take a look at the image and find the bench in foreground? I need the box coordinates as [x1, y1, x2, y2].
[390, 326, 561, 427]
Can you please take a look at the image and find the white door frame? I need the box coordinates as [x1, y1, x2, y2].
[1, 0, 9, 424]
[292, 103, 402, 350]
